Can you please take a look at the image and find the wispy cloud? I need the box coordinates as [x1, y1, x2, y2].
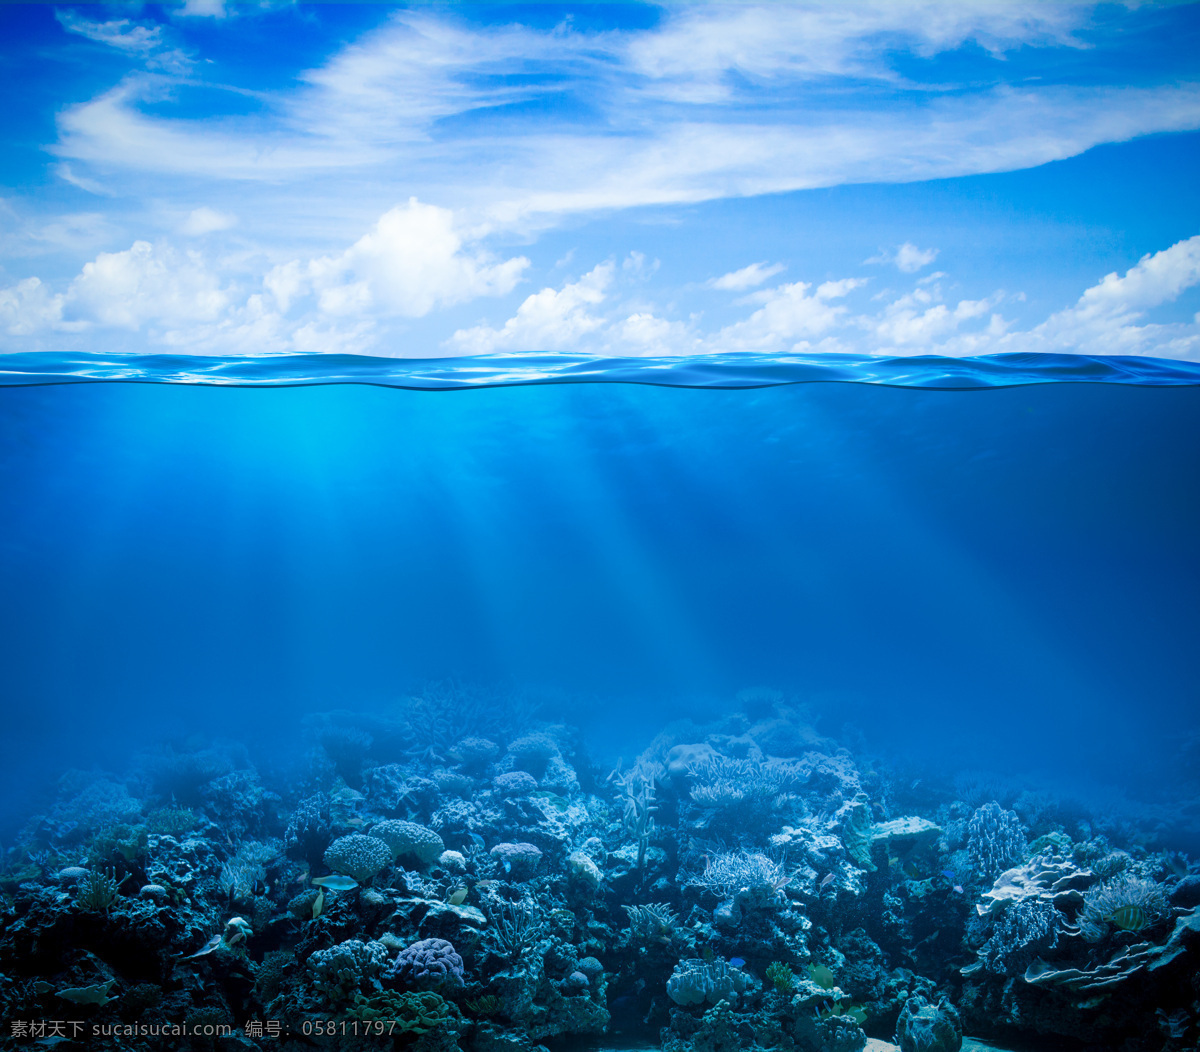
[709, 263, 786, 291]
[56, 10, 192, 74]
[181, 207, 236, 237]
[866, 243, 939, 273]
[47, 8, 1200, 229]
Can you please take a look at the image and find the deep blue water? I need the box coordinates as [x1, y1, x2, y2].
[1, 351, 1199, 842]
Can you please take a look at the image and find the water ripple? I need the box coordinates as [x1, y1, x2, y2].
[2, 351, 1199, 390]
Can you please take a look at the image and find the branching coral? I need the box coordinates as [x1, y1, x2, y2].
[75, 867, 125, 913]
[622, 902, 679, 944]
[693, 850, 787, 898]
[484, 896, 545, 962]
[966, 802, 1027, 882]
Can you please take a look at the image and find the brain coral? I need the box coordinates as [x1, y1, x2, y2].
[370, 820, 445, 867]
[323, 834, 392, 883]
[386, 938, 465, 989]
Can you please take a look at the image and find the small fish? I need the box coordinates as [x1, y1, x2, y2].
[941, 869, 956, 880]
[468, 832, 486, 850]
[180, 934, 222, 960]
[1109, 905, 1148, 931]
[952, 885, 964, 895]
[728, 957, 746, 968]
[819, 873, 835, 889]
[447, 886, 468, 906]
[312, 888, 325, 918]
[502, 859, 512, 874]
[312, 875, 359, 891]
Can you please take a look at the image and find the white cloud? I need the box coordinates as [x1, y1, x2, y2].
[872, 286, 1000, 347]
[271, 199, 529, 319]
[56, 11, 192, 74]
[5, 235, 1199, 360]
[0, 278, 67, 336]
[866, 242, 939, 273]
[65, 240, 230, 330]
[56, 12, 165, 55]
[625, 3, 1087, 101]
[1021, 236, 1200, 356]
[607, 313, 698, 357]
[448, 263, 613, 354]
[181, 207, 236, 236]
[714, 278, 867, 353]
[46, 8, 1200, 229]
[177, 0, 227, 18]
[709, 262, 786, 291]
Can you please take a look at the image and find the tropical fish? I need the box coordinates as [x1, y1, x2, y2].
[728, 957, 746, 968]
[941, 869, 956, 880]
[807, 963, 836, 990]
[312, 888, 325, 918]
[468, 833, 486, 851]
[448, 886, 469, 906]
[1109, 904, 1148, 931]
[180, 934, 222, 960]
[312, 875, 359, 891]
[819, 873, 835, 889]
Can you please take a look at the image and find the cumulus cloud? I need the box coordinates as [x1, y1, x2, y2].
[607, 313, 698, 357]
[0, 279, 67, 337]
[0, 198, 531, 349]
[267, 199, 528, 319]
[872, 287, 1000, 347]
[448, 263, 613, 354]
[713, 278, 868, 353]
[866, 242, 939, 273]
[66, 241, 230, 330]
[1021, 236, 1200, 356]
[709, 262, 786, 291]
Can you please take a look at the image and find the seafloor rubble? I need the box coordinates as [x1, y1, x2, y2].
[1, 686, 1197, 1052]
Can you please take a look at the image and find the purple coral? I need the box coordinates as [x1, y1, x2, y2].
[386, 938, 464, 989]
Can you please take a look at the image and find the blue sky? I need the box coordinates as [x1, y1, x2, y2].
[1, 1, 1198, 359]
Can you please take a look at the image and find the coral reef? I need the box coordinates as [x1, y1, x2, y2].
[0, 687, 1194, 1052]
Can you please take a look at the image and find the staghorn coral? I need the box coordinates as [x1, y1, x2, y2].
[966, 802, 1027, 883]
[484, 896, 545, 962]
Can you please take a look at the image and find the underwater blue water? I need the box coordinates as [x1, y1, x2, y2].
[1, 351, 1199, 842]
